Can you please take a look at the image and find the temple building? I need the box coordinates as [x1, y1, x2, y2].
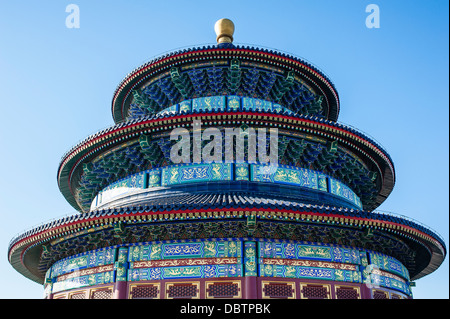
[8, 19, 446, 299]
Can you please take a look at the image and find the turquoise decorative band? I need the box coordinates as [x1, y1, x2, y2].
[50, 247, 117, 278]
[156, 95, 292, 117]
[127, 240, 242, 261]
[161, 163, 233, 186]
[128, 264, 243, 281]
[91, 163, 362, 210]
[368, 251, 410, 281]
[258, 242, 361, 264]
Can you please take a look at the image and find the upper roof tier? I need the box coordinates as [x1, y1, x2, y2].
[111, 19, 340, 124]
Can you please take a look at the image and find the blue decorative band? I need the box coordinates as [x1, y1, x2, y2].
[91, 163, 362, 210]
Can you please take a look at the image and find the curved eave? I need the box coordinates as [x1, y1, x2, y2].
[111, 46, 340, 123]
[57, 111, 395, 213]
[8, 205, 446, 284]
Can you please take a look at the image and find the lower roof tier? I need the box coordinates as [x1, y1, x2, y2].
[42, 238, 413, 298]
[8, 195, 446, 286]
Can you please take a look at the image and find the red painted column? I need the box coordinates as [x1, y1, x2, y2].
[114, 280, 128, 299]
[244, 276, 258, 299]
[243, 241, 258, 299]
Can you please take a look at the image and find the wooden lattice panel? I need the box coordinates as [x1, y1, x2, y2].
[262, 281, 295, 299]
[300, 283, 331, 299]
[69, 291, 86, 299]
[165, 282, 200, 299]
[372, 289, 388, 299]
[129, 284, 160, 299]
[90, 288, 113, 299]
[206, 281, 241, 299]
[335, 285, 360, 299]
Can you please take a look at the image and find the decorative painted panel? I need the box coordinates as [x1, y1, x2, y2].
[94, 172, 146, 208]
[227, 95, 240, 111]
[153, 95, 295, 117]
[259, 242, 361, 264]
[161, 163, 233, 186]
[127, 240, 242, 262]
[92, 162, 362, 210]
[51, 247, 116, 278]
[148, 169, 161, 188]
[259, 264, 360, 283]
[368, 251, 410, 281]
[244, 241, 257, 276]
[318, 173, 328, 192]
[128, 264, 243, 281]
[235, 163, 249, 181]
[251, 164, 318, 190]
[370, 273, 410, 296]
[329, 177, 362, 208]
[179, 100, 192, 113]
[192, 96, 226, 112]
[242, 97, 273, 113]
[115, 247, 128, 282]
[52, 268, 115, 293]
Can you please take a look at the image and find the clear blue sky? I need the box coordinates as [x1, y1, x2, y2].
[0, 1, 448, 299]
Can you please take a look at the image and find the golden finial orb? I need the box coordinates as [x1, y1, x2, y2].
[214, 18, 235, 44]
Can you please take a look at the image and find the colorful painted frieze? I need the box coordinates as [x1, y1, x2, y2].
[192, 96, 226, 112]
[179, 100, 192, 113]
[96, 172, 146, 206]
[227, 95, 240, 111]
[258, 242, 361, 264]
[259, 264, 361, 283]
[235, 163, 250, 181]
[115, 247, 129, 282]
[153, 95, 296, 116]
[368, 252, 410, 281]
[127, 240, 242, 262]
[329, 177, 362, 209]
[251, 164, 318, 190]
[242, 97, 272, 113]
[272, 103, 284, 114]
[244, 241, 257, 276]
[162, 163, 233, 186]
[147, 169, 161, 188]
[370, 273, 410, 296]
[318, 173, 328, 192]
[128, 264, 243, 281]
[51, 247, 116, 278]
[52, 269, 115, 293]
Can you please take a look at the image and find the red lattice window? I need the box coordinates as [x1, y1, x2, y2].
[300, 284, 330, 299]
[372, 290, 388, 299]
[90, 288, 113, 299]
[390, 293, 402, 299]
[335, 286, 359, 299]
[69, 292, 86, 299]
[206, 282, 240, 298]
[262, 282, 294, 299]
[167, 283, 199, 299]
[130, 285, 159, 299]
